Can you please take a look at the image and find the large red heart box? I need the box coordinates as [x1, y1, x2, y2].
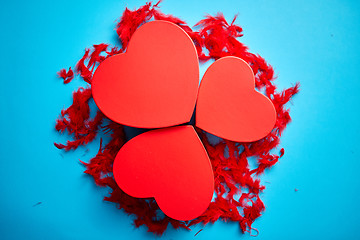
[196, 56, 276, 142]
[113, 125, 214, 221]
[92, 20, 199, 128]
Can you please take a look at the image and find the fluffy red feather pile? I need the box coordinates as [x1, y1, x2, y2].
[55, 2, 299, 235]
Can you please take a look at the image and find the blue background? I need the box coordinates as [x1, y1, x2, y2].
[0, 0, 359, 239]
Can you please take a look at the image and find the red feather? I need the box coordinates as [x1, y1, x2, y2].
[55, 2, 299, 235]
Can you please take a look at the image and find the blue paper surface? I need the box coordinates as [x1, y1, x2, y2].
[0, 0, 359, 239]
